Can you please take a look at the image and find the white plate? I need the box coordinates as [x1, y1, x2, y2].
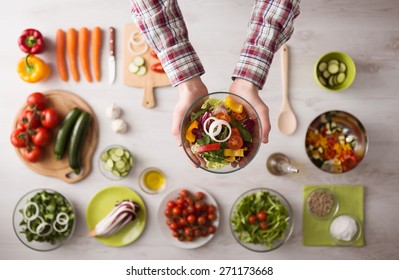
[157, 187, 220, 249]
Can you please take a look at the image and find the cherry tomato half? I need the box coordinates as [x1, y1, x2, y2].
[231, 110, 247, 121]
[227, 134, 244, 150]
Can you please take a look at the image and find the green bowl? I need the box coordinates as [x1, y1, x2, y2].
[314, 51, 356, 92]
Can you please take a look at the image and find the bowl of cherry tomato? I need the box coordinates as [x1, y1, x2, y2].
[305, 110, 368, 173]
[180, 92, 262, 174]
[158, 187, 219, 249]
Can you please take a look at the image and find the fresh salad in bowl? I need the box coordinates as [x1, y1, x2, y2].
[181, 92, 261, 173]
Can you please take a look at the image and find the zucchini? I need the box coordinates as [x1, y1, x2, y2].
[68, 111, 92, 174]
[54, 107, 81, 160]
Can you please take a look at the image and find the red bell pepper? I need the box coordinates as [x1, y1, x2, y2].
[18, 29, 45, 54]
[151, 62, 165, 73]
[196, 143, 220, 153]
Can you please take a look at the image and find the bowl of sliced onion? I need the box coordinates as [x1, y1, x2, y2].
[180, 92, 262, 173]
[13, 189, 76, 251]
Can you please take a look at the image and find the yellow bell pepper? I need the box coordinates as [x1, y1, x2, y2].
[224, 148, 245, 157]
[225, 96, 243, 113]
[17, 55, 50, 83]
[185, 120, 199, 143]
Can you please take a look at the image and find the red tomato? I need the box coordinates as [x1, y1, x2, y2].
[209, 225, 216, 234]
[207, 205, 216, 214]
[184, 227, 193, 238]
[201, 228, 209, 237]
[194, 228, 202, 237]
[186, 205, 195, 214]
[172, 207, 182, 216]
[40, 108, 60, 129]
[176, 197, 185, 208]
[21, 145, 43, 162]
[248, 214, 257, 225]
[227, 134, 244, 150]
[195, 200, 204, 211]
[31, 127, 52, 147]
[259, 221, 269, 230]
[257, 211, 267, 221]
[167, 200, 176, 209]
[214, 112, 231, 123]
[187, 215, 196, 224]
[195, 192, 205, 201]
[172, 231, 180, 238]
[179, 217, 187, 227]
[169, 222, 179, 231]
[10, 128, 28, 148]
[185, 196, 195, 206]
[164, 208, 171, 217]
[18, 110, 41, 129]
[179, 189, 189, 197]
[231, 110, 247, 121]
[197, 215, 208, 225]
[27, 92, 47, 110]
[207, 213, 217, 221]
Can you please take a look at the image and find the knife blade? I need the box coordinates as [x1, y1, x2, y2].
[108, 27, 116, 85]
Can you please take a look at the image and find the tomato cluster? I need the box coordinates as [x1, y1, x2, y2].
[11, 92, 60, 162]
[248, 211, 269, 230]
[164, 189, 217, 242]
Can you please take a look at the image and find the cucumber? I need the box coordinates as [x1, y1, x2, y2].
[136, 66, 147, 76]
[54, 107, 82, 160]
[327, 63, 339, 74]
[337, 72, 346, 83]
[128, 62, 139, 74]
[68, 111, 92, 175]
[132, 56, 145, 67]
[100, 147, 133, 178]
[318, 62, 327, 72]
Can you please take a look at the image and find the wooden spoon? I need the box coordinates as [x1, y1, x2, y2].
[277, 44, 297, 135]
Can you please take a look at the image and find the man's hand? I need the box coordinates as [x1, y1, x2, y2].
[172, 76, 208, 146]
[229, 78, 271, 144]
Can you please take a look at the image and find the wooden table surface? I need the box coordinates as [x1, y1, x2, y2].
[0, 0, 398, 260]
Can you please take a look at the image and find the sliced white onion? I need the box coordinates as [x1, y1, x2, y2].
[23, 202, 39, 221]
[53, 221, 69, 233]
[208, 120, 232, 142]
[36, 222, 53, 237]
[56, 212, 69, 225]
[128, 41, 149, 56]
[129, 31, 145, 45]
[27, 216, 44, 234]
[203, 117, 218, 135]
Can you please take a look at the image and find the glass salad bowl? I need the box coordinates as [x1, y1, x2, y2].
[13, 189, 76, 252]
[305, 110, 368, 174]
[180, 92, 262, 174]
[230, 188, 293, 252]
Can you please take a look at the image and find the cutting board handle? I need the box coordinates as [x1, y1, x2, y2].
[143, 85, 156, 108]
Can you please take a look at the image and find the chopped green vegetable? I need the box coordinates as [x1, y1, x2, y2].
[231, 190, 290, 249]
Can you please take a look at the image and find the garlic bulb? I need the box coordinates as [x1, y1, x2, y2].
[106, 103, 123, 120]
[112, 119, 128, 134]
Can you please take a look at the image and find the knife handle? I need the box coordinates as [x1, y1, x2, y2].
[109, 27, 115, 57]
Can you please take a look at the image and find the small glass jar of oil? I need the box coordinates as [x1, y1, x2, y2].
[139, 167, 167, 194]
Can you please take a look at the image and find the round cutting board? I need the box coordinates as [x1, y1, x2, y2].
[13, 90, 99, 183]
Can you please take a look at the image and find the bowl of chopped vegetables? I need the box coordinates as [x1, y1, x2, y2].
[181, 92, 262, 173]
[13, 189, 76, 251]
[230, 188, 293, 252]
[305, 110, 368, 173]
[314, 51, 356, 91]
[99, 145, 134, 180]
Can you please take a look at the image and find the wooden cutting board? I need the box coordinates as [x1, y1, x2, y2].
[123, 24, 171, 108]
[13, 90, 99, 184]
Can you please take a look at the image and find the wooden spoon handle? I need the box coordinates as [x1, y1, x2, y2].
[281, 44, 289, 105]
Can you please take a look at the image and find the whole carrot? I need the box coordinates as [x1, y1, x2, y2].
[56, 29, 68, 81]
[78, 27, 92, 82]
[66, 28, 79, 82]
[91, 27, 102, 82]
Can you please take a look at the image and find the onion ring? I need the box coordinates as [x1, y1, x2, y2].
[129, 31, 145, 45]
[53, 221, 69, 233]
[27, 216, 44, 234]
[203, 117, 218, 135]
[23, 202, 39, 221]
[208, 120, 232, 142]
[56, 212, 69, 225]
[36, 222, 53, 237]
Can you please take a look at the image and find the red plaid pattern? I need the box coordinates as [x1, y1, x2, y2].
[131, 0, 300, 88]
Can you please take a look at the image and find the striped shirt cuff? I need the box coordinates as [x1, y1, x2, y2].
[232, 43, 275, 90]
[157, 41, 205, 87]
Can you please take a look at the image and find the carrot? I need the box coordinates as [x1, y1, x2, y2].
[91, 27, 102, 82]
[78, 27, 92, 82]
[56, 29, 68, 81]
[66, 28, 80, 82]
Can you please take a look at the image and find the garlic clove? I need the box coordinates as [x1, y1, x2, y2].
[111, 119, 128, 134]
[106, 103, 123, 120]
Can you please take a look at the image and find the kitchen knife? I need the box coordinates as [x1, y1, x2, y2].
[108, 27, 116, 85]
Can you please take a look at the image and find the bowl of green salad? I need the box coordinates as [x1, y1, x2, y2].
[181, 92, 262, 174]
[230, 188, 293, 252]
[13, 189, 76, 251]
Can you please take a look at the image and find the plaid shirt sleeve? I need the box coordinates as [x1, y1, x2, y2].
[232, 0, 301, 89]
[130, 0, 205, 87]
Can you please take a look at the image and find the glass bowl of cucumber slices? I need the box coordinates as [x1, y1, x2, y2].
[99, 145, 134, 180]
[314, 51, 356, 91]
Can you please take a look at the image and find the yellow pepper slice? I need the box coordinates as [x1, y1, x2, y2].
[185, 120, 199, 143]
[17, 54, 50, 83]
[224, 148, 244, 157]
[225, 96, 243, 113]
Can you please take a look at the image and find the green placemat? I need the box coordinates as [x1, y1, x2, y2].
[303, 185, 365, 246]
